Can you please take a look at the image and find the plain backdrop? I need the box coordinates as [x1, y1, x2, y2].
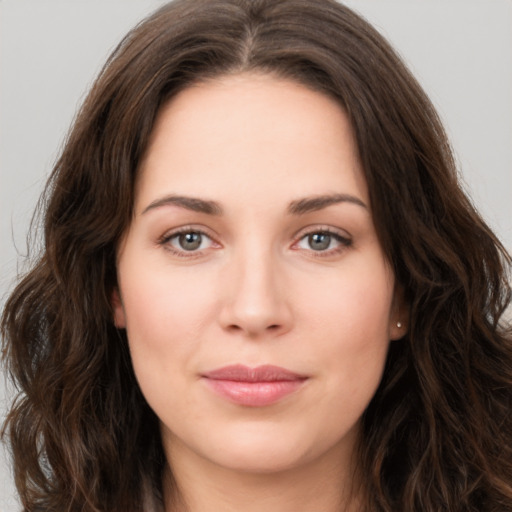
[1, 1, 511, 509]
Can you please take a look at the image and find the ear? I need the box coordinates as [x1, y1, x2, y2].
[389, 284, 408, 341]
[111, 288, 126, 328]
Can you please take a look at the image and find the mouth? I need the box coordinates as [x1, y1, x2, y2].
[201, 364, 308, 407]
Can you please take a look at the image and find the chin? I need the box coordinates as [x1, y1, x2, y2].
[191, 422, 353, 476]
[211, 444, 311, 475]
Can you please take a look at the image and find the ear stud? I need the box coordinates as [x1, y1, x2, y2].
[396, 321, 402, 328]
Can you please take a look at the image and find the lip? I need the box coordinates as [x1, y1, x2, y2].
[201, 364, 308, 407]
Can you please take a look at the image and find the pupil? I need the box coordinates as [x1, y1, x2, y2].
[179, 232, 202, 250]
[309, 233, 330, 251]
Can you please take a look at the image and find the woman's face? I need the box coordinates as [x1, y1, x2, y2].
[114, 73, 404, 476]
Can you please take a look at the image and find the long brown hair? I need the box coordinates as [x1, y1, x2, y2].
[2, 1, 511, 510]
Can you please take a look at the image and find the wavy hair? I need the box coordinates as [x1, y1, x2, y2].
[2, 0, 511, 510]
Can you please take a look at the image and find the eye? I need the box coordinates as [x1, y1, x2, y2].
[295, 229, 352, 254]
[160, 229, 215, 254]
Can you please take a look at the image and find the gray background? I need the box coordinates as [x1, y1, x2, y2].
[1, 1, 511, 509]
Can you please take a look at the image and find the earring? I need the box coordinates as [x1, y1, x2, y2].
[396, 321, 402, 329]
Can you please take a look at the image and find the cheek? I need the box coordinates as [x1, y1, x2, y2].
[119, 266, 216, 390]
[300, 255, 394, 342]
[118, 270, 211, 426]
[297, 256, 394, 397]
[122, 263, 212, 337]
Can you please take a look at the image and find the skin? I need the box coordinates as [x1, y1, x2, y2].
[113, 73, 406, 512]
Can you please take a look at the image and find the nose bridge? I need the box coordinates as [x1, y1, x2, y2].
[220, 236, 292, 336]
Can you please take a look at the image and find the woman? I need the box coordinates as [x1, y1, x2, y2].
[2, 0, 511, 511]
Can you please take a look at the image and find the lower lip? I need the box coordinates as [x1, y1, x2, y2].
[203, 378, 306, 407]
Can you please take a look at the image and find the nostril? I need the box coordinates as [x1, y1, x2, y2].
[226, 323, 281, 334]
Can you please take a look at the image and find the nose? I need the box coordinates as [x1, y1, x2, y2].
[218, 248, 293, 338]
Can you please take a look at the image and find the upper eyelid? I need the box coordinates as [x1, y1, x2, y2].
[292, 224, 352, 241]
[160, 224, 218, 241]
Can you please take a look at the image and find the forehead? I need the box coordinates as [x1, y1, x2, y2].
[136, 72, 368, 213]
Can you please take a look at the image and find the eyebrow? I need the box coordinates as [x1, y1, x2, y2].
[142, 195, 223, 215]
[287, 193, 367, 215]
[141, 192, 367, 216]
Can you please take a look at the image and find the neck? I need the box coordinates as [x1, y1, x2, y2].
[162, 441, 363, 512]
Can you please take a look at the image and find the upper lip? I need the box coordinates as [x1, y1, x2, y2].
[202, 364, 307, 382]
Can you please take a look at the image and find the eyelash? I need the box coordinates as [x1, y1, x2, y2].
[158, 225, 352, 258]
